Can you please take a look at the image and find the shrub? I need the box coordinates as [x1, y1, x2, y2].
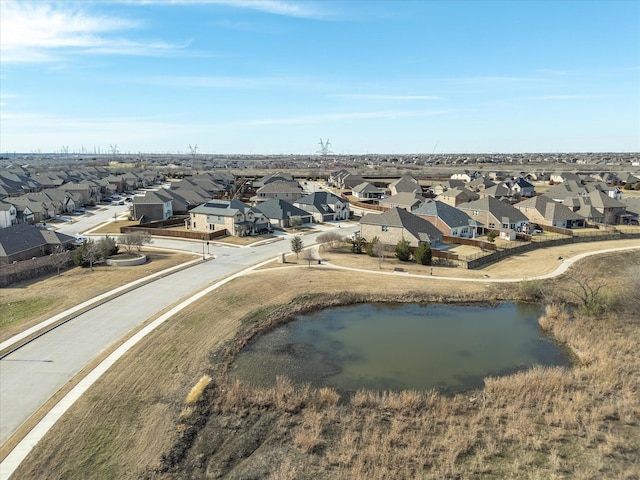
[366, 236, 379, 257]
[414, 243, 432, 265]
[518, 280, 545, 301]
[395, 239, 412, 262]
[185, 375, 212, 404]
[486, 230, 498, 243]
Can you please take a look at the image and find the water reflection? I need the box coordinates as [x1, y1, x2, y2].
[230, 303, 571, 394]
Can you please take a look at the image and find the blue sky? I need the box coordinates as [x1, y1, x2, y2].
[1, 0, 639, 155]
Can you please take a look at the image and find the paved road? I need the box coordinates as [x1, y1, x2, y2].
[0, 224, 358, 446]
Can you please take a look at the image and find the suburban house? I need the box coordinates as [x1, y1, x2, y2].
[479, 182, 515, 201]
[437, 187, 479, 207]
[0, 202, 18, 228]
[189, 199, 270, 236]
[508, 177, 536, 197]
[430, 180, 465, 196]
[468, 176, 496, 192]
[0, 172, 42, 197]
[352, 182, 385, 200]
[338, 173, 367, 190]
[621, 198, 640, 224]
[562, 190, 627, 224]
[458, 196, 529, 233]
[131, 190, 174, 222]
[514, 195, 585, 228]
[251, 180, 304, 203]
[253, 172, 294, 189]
[378, 192, 425, 211]
[544, 180, 588, 202]
[359, 207, 442, 247]
[254, 198, 313, 228]
[0, 223, 75, 264]
[389, 175, 422, 195]
[294, 191, 350, 223]
[413, 200, 482, 237]
[450, 171, 480, 182]
[550, 172, 582, 184]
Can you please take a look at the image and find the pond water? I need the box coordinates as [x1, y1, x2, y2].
[230, 303, 572, 394]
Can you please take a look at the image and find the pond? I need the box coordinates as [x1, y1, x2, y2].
[230, 303, 572, 394]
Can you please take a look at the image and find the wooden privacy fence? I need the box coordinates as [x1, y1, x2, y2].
[120, 225, 227, 241]
[442, 235, 498, 251]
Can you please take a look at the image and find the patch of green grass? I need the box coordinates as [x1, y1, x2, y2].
[0, 298, 60, 329]
[222, 295, 244, 306]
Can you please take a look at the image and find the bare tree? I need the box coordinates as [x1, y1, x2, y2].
[565, 263, 608, 315]
[52, 246, 69, 275]
[301, 248, 316, 268]
[83, 240, 102, 272]
[373, 240, 389, 269]
[119, 232, 152, 254]
[317, 231, 344, 251]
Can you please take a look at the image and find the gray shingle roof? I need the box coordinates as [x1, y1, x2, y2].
[360, 207, 442, 243]
[254, 198, 312, 221]
[413, 200, 482, 228]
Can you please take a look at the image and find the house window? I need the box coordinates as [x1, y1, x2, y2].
[489, 223, 495, 229]
[473, 210, 478, 216]
[381, 225, 389, 232]
[502, 223, 509, 229]
[193, 222, 196, 229]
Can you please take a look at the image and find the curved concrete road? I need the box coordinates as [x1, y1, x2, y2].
[0, 238, 637, 479]
[0, 225, 358, 463]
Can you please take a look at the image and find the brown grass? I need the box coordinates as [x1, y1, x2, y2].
[10, 249, 640, 480]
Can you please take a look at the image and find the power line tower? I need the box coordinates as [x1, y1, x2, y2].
[317, 138, 332, 156]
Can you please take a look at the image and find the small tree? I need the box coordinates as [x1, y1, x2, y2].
[52, 245, 69, 275]
[350, 236, 365, 254]
[366, 236, 379, 257]
[119, 232, 152, 254]
[74, 239, 102, 271]
[301, 248, 315, 268]
[486, 230, 498, 243]
[395, 239, 412, 262]
[98, 235, 118, 259]
[372, 239, 388, 269]
[290, 235, 303, 259]
[289, 216, 303, 229]
[565, 263, 608, 316]
[414, 243, 432, 265]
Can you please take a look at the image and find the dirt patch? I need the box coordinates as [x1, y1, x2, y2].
[10, 249, 640, 480]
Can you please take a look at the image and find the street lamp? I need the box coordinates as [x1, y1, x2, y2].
[202, 236, 206, 260]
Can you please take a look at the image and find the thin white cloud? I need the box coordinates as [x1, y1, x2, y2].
[134, 0, 330, 19]
[0, 1, 187, 63]
[331, 94, 441, 101]
[244, 109, 447, 126]
[146, 74, 336, 90]
[532, 95, 612, 100]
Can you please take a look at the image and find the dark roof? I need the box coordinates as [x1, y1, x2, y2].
[413, 200, 482, 228]
[360, 207, 442, 243]
[0, 223, 75, 257]
[254, 198, 312, 221]
[458, 196, 529, 223]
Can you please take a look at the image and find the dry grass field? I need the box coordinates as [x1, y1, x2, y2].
[8, 242, 640, 480]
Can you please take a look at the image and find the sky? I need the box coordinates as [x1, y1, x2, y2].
[1, 0, 639, 155]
